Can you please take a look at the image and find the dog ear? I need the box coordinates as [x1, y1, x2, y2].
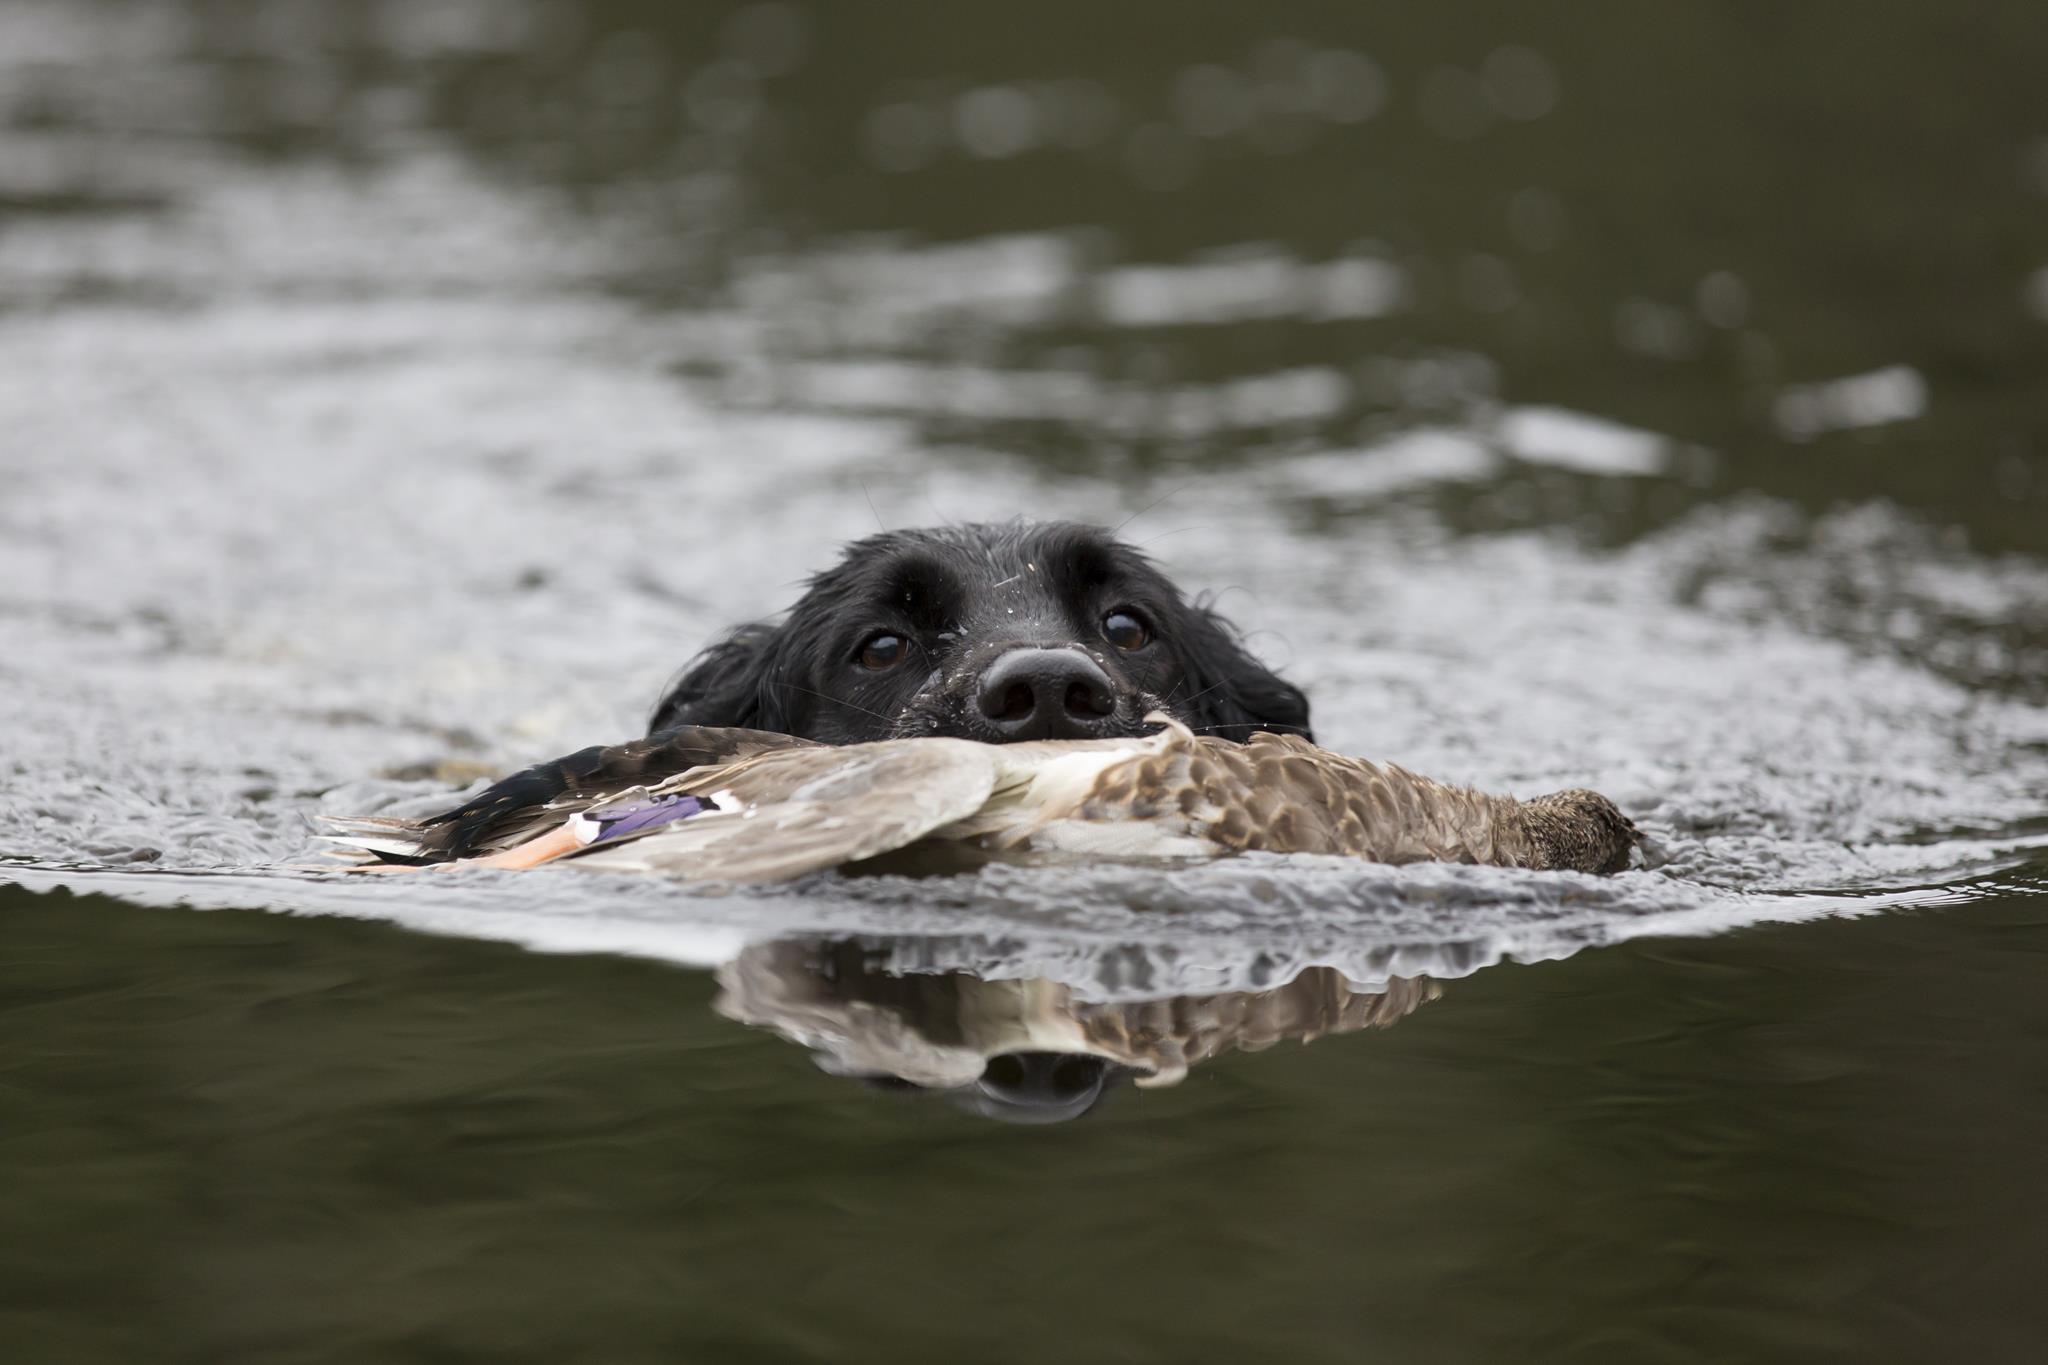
[648, 624, 800, 735]
[1174, 603, 1313, 742]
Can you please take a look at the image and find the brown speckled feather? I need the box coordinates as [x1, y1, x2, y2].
[1000, 729, 1636, 873]
[1076, 732, 1545, 865]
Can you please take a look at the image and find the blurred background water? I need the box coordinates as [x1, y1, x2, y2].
[2, 2, 2047, 1361]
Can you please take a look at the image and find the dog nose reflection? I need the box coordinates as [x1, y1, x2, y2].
[716, 939, 1440, 1125]
[973, 1051, 1113, 1123]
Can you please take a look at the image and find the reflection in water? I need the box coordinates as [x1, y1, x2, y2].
[717, 938, 1438, 1122]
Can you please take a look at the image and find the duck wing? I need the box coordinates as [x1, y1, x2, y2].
[320, 726, 821, 864]
[567, 738, 1003, 882]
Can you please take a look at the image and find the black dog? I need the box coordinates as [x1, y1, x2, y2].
[649, 519, 1310, 744]
[405, 521, 1307, 862]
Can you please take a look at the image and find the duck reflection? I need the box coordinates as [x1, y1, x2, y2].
[715, 939, 1439, 1123]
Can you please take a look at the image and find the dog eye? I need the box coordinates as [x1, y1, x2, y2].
[857, 633, 907, 670]
[1101, 610, 1150, 652]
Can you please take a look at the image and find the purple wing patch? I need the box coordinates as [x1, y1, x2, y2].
[572, 793, 722, 847]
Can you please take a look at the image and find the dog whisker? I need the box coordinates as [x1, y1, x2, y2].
[1114, 480, 1199, 536]
[1135, 524, 1214, 548]
[773, 682, 898, 725]
[1166, 676, 1234, 709]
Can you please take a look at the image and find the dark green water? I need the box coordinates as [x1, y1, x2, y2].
[5, 2, 2048, 1360]
[9, 874, 2048, 1364]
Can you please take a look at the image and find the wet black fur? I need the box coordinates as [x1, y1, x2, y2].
[648, 520, 1311, 745]
[406, 521, 1310, 864]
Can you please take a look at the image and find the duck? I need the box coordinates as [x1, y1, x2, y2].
[320, 716, 1639, 882]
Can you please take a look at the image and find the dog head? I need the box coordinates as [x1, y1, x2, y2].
[650, 520, 1311, 745]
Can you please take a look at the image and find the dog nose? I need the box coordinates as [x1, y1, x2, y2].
[976, 648, 1118, 740]
[976, 1052, 1111, 1120]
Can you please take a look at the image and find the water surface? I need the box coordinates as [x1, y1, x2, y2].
[3, 3, 2047, 1360]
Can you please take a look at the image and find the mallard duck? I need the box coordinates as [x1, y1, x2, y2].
[322, 717, 1638, 881]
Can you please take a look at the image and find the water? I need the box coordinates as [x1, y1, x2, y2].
[3, 3, 2046, 1360]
